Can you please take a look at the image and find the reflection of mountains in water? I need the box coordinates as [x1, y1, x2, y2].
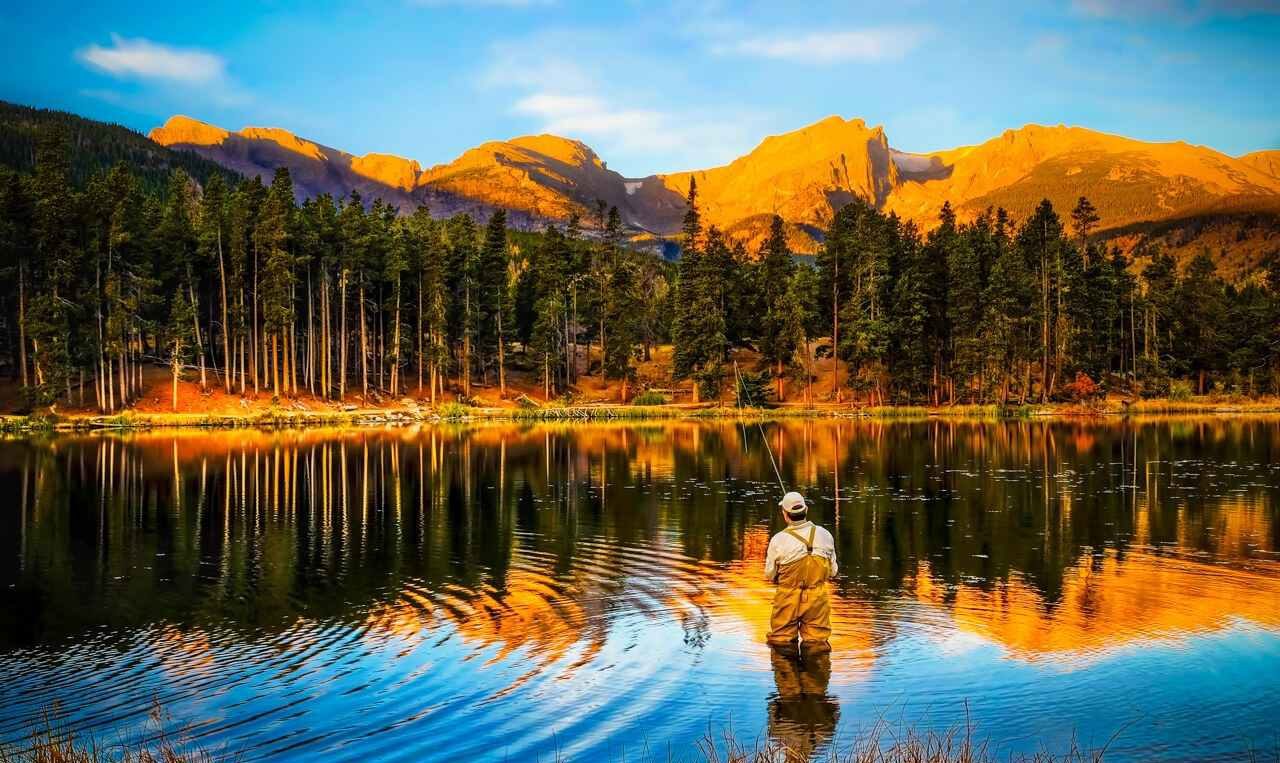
[1, 420, 1277, 672]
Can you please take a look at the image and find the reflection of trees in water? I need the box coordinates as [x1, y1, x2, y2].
[0, 418, 1276, 661]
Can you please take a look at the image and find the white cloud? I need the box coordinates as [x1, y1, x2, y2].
[77, 34, 225, 84]
[513, 93, 664, 136]
[479, 31, 769, 173]
[509, 89, 750, 160]
[717, 27, 928, 65]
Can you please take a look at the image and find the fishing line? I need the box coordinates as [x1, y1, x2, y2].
[734, 361, 786, 494]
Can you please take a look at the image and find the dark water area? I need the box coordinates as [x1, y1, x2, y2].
[1, 418, 1279, 761]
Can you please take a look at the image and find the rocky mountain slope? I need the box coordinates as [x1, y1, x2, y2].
[150, 113, 1280, 261]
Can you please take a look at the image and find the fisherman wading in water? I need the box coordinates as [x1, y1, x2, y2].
[764, 491, 837, 652]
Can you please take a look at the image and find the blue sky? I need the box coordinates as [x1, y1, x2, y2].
[1, 0, 1277, 176]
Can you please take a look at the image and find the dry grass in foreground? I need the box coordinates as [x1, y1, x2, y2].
[690, 720, 1108, 763]
[0, 703, 232, 763]
[6, 705, 1277, 763]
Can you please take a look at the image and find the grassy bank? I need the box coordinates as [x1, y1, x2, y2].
[3, 396, 1280, 433]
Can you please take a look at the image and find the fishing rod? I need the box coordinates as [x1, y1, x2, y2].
[734, 360, 786, 494]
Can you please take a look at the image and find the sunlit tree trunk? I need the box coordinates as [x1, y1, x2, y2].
[359, 284, 369, 400]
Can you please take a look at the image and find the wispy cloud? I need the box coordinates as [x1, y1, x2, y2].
[510, 91, 721, 156]
[77, 34, 225, 84]
[714, 27, 928, 64]
[76, 34, 249, 108]
[1071, 0, 1280, 21]
[479, 33, 767, 173]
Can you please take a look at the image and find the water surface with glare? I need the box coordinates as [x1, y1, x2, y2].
[2, 418, 1279, 761]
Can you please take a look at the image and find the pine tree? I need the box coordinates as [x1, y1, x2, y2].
[256, 168, 295, 397]
[1141, 250, 1178, 381]
[1071, 196, 1100, 256]
[1018, 200, 1068, 400]
[166, 287, 194, 410]
[1177, 251, 1227, 393]
[947, 220, 985, 401]
[783, 264, 821, 405]
[756, 215, 796, 400]
[983, 225, 1036, 403]
[603, 246, 643, 400]
[529, 224, 569, 400]
[26, 127, 80, 407]
[671, 180, 727, 401]
[477, 210, 509, 395]
[445, 214, 479, 398]
[198, 173, 232, 392]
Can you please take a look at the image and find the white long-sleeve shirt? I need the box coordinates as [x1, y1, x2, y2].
[763, 520, 838, 582]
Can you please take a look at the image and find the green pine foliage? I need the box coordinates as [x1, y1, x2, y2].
[0, 100, 238, 193]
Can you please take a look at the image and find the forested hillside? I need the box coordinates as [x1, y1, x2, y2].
[0, 101, 238, 193]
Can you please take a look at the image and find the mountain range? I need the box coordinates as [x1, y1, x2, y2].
[150, 112, 1280, 264]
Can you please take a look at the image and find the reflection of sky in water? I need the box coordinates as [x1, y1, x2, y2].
[0, 419, 1278, 761]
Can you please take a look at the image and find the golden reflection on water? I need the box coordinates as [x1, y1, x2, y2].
[2, 417, 1278, 675]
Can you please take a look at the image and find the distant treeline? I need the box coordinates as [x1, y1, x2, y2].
[1, 126, 1279, 412]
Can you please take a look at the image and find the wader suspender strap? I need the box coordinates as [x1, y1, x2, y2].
[785, 526, 817, 554]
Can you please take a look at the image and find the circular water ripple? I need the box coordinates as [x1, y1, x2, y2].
[1, 421, 1279, 761]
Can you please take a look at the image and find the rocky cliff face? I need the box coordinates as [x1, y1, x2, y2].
[152, 114, 1280, 255]
[1240, 150, 1280, 180]
[656, 116, 900, 235]
[887, 125, 1280, 229]
[151, 116, 426, 208]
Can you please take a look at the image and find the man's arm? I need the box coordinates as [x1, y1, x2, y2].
[822, 528, 838, 577]
[763, 537, 779, 582]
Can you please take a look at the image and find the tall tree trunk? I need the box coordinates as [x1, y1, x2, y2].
[18, 259, 28, 389]
[359, 284, 369, 400]
[497, 303, 506, 397]
[95, 258, 107, 412]
[391, 277, 401, 397]
[339, 271, 348, 400]
[252, 242, 260, 395]
[217, 229, 230, 393]
[189, 281, 207, 391]
[462, 286, 471, 398]
[272, 333, 281, 397]
[306, 273, 315, 395]
[831, 249, 840, 403]
[321, 271, 330, 399]
[417, 271, 423, 396]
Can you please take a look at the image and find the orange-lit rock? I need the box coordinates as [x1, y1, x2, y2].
[148, 115, 230, 147]
[149, 112, 1280, 263]
[351, 153, 422, 191]
[1240, 149, 1280, 179]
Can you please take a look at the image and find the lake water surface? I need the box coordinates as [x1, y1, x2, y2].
[2, 418, 1279, 761]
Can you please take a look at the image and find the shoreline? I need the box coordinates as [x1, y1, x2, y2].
[3, 397, 1280, 432]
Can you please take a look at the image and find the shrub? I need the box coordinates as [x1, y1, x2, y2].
[631, 390, 668, 406]
[437, 402, 470, 420]
[1169, 380, 1194, 402]
[1062, 372, 1101, 401]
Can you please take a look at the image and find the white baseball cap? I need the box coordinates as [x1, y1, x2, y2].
[778, 491, 808, 516]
